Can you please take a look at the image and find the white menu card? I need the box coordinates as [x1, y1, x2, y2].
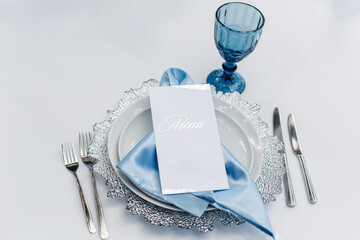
[149, 84, 229, 195]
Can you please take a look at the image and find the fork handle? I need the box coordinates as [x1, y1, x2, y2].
[297, 155, 317, 204]
[91, 170, 108, 239]
[74, 173, 96, 233]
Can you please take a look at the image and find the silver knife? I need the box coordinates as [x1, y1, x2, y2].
[273, 108, 296, 207]
[288, 114, 317, 204]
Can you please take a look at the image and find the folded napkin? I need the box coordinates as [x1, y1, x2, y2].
[117, 68, 274, 238]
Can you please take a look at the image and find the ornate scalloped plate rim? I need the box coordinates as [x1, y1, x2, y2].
[89, 79, 285, 233]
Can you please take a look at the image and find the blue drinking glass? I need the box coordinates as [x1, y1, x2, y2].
[207, 2, 265, 93]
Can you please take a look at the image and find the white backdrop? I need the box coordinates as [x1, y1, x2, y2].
[1, 0, 359, 239]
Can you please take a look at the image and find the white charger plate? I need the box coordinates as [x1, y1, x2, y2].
[107, 95, 263, 211]
[90, 80, 284, 230]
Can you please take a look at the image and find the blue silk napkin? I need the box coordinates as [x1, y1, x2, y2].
[117, 68, 274, 238]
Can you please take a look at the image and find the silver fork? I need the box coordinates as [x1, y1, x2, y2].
[79, 132, 108, 240]
[61, 143, 96, 234]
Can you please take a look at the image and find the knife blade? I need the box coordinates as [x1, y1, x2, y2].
[288, 114, 317, 204]
[273, 108, 296, 207]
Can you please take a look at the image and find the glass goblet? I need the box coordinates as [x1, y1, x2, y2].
[207, 2, 265, 93]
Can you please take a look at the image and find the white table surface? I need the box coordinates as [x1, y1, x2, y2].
[1, 0, 360, 239]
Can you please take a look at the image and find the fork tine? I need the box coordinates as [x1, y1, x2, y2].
[84, 132, 87, 153]
[79, 132, 84, 157]
[65, 143, 71, 164]
[86, 131, 91, 151]
[84, 132, 88, 148]
[70, 143, 78, 163]
[61, 143, 67, 165]
[81, 132, 88, 158]
[66, 143, 72, 164]
[66, 143, 71, 164]
[65, 143, 71, 165]
[82, 132, 87, 157]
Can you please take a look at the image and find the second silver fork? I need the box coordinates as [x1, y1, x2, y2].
[79, 132, 108, 240]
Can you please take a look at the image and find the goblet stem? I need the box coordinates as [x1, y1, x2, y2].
[222, 62, 238, 81]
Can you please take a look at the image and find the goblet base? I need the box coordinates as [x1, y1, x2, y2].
[207, 69, 245, 93]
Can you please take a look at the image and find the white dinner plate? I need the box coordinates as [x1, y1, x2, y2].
[107, 96, 263, 211]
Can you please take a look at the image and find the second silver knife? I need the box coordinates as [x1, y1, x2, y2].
[288, 114, 317, 204]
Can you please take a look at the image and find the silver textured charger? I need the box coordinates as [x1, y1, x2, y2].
[89, 79, 285, 233]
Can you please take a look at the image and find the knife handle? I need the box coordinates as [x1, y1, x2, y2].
[297, 155, 317, 204]
[283, 154, 296, 207]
